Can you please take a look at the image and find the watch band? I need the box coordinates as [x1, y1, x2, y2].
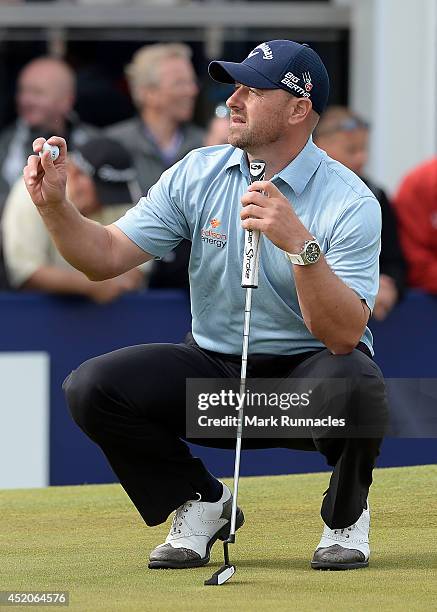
[284, 237, 321, 266]
[285, 252, 305, 265]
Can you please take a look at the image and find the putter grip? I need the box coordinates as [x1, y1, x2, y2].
[241, 159, 266, 288]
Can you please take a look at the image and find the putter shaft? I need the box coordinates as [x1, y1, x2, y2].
[205, 160, 266, 586]
[228, 285, 253, 540]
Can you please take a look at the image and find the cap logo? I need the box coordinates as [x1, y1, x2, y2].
[284, 72, 300, 84]
[247, 43, 273, 61]
[280, 72, 310, 98]
[303, 72, 313, 92]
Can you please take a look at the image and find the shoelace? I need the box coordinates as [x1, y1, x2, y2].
[334, 525, 355, 537]
[170, 493, 202, 536]
[332, 505, 368, 539]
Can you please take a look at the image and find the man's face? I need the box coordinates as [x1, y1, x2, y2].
[66, 161, 100, 217]
[316, 128, 369, 175]
[16, 61, 73, 129]
[225, 84, 292, 151]
[145, 56, 198, 123]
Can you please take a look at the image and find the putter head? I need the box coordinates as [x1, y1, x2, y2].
[204, 563, 235, 586]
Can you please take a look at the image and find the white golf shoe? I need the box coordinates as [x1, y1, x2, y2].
[311, 502, 370, 570]
[148, 483, 244, 569]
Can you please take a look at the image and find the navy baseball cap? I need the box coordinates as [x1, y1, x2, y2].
[208, 40, 330, 115]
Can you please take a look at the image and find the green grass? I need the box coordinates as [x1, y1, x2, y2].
[1, 465, 437, 611]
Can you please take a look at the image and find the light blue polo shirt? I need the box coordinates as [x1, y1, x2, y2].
[114, 137, 381, 356]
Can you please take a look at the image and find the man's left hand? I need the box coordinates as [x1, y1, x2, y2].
[240, 180, 313, 253]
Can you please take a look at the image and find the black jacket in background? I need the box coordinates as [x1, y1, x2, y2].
[363, 177, 407, 299]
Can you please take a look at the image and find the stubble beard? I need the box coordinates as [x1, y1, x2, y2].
[228, 128, 255, 151]
[228, 115, 287, 152]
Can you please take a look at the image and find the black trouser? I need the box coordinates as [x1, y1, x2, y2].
[63, 333, 388, 530]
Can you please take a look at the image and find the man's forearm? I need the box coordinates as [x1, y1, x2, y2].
[37, 199, 116, 280]
[293, 257, 369, 354]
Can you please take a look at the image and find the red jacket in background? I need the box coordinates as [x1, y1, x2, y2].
[393, 157, 437, 294]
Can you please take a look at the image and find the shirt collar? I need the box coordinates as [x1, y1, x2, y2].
[276, 136, 324, 196]
[225, 136, 324, 196]
[225, 147, 248, 176]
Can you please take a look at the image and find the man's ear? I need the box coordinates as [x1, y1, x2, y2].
[288, 98, 313, 125]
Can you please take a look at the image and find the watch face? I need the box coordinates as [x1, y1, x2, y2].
[305, 241, 321, 263]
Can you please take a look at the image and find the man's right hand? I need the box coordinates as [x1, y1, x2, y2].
[23, 136, 67, 211]
[22, 135, 152, 282]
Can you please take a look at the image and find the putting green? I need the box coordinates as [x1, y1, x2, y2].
[1, 465, 436, 611]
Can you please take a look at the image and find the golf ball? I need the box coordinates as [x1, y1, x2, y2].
[39, 142, 60, 161]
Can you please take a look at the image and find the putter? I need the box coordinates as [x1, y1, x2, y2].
[204, 159, 266, 586]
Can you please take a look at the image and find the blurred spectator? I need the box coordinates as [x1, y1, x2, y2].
[0, 56, 97, 209]
[393, 157, 437, 294]
[0, 56, 98, 289]
[106, 43, 204, 290]
[204, 103, 230, 146]
[314, 106, 406, 321]
[2, 136, 145, 303]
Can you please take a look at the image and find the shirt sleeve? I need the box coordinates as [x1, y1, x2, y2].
[325, 196, 381, 311]
[113, 158, 191, 259]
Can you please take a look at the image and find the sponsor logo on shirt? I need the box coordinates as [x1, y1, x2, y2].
[201, 218, 227, 249]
